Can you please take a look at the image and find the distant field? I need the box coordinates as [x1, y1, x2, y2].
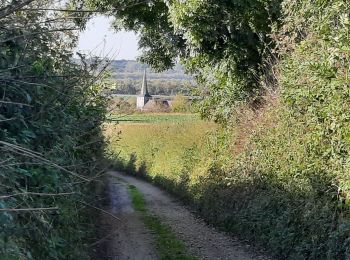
[107, 113, 200, 124]
[105, 113, 216, 185]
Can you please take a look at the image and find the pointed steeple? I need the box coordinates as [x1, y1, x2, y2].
[140, 69, 150, 96]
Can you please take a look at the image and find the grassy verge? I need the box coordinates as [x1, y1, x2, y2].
[128, 185, 197, 260]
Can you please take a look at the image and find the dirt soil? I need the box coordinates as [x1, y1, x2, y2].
[94, 171, 272, 260]
[91, 176, 158, 260]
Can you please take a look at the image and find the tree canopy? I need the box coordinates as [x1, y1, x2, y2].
[85, 0, 282, 122]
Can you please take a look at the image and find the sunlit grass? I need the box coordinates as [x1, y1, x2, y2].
[105, 113, 217, 185]
[107, 112, 199, 124]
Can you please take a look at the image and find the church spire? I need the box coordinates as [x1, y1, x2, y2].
[140, 69, 150, 96]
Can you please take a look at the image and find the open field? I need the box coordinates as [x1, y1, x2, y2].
[107, 112, 200, 124]
[104, 113, 217, 184]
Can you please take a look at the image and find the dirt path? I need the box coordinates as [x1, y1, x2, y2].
[107, 171, 271, 260]
[94, 176, 158, 260]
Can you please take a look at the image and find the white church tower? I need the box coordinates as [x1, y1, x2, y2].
[137, 69, 151, 110]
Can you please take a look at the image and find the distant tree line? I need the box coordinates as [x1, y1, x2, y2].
[105, 60, 194, 96]
[109, 60, 188, 76]
[110, 79, 194, 96]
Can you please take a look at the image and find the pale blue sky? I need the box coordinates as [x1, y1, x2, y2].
[76, 16, 140, 60]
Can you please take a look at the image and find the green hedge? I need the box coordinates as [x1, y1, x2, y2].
[0, 4, 107, 258]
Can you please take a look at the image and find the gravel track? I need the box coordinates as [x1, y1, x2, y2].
[92, 176, 158, 260]
[107, 171, 271, 260]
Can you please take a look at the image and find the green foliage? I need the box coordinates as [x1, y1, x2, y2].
[0, 1, 107, 258]
[109, 96, 137, 113]
[167, 0, 281, 122]
[90, 0, 182, 70]
[87, 0, 282, 122]
[171, 94, 191, 113]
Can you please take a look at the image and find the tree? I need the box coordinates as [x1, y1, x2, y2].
[171, 94, 190, 113]
[86, 0, 282, 122]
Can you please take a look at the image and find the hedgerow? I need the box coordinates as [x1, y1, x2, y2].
[0, 2, 107, 258]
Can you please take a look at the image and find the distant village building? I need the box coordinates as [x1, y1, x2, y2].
[137, 70, 172, 111]
[136, 70, 196, 111]
[136, 70, 152, 110]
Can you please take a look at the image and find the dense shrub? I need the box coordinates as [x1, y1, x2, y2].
[171, 94, 191, 113]
[0, 2, 107, 258]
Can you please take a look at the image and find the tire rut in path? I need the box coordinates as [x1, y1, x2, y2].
[109, 171, 271, 260]
[96, 176, 158, 260]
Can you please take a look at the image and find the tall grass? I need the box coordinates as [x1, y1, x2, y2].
[105, 119, 217, 194]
